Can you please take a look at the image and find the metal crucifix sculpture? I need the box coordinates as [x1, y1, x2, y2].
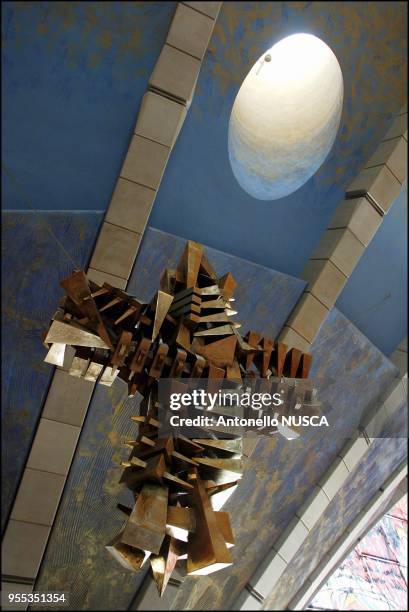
[42, 240, 313, 595]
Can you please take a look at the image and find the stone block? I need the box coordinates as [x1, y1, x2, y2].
[42, 369, 94, 427]
[310, 228, 365, 277]
[1, 581, 33, 611]
[338, 436, 368, 471]
[273, 517, 309, 563]
[87, 268, 127, 289]
[278, 326, 311, 353]
[249, 549, 287, 598]
[378, 377, 407, 411]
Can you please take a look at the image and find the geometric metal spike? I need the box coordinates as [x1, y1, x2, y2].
[114, 306, 139, 325]
[59, 269, 114, 350]
[200, 252, 218, 281]
[83, 360, 104, 381]
[175, 241, 203, 288]
[194, 324, 235, 337]
[45, 319, 110, 349]
[99, 365, 119, 386]
[131, 415, 160, 428]
[192, 438, 242, 455]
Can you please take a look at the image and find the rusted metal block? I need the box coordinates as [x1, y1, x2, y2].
[297, 352, 312, 379]
[60, 270, 114, 350]
[121, 483, 168, 554]
[120, 452, 165, 488]
[190, 354, 206, 378]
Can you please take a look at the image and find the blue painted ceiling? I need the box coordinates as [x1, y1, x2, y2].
[2, 1, 407, 354]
